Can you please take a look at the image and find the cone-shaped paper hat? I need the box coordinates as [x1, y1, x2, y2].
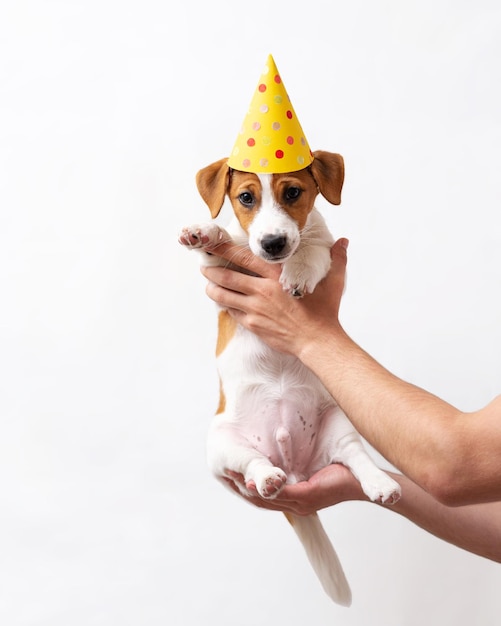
[227, 55, 313, 174]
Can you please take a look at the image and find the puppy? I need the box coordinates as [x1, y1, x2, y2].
[179, 150, 401, 606]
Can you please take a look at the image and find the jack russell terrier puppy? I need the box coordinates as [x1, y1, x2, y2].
[179, 150, 401, 606]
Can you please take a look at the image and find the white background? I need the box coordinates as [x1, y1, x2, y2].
[1, 1, 501, 624]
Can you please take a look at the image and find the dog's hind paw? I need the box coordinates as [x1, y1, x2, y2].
[361, 472, 402, 505]
[252, 466, 287, 499]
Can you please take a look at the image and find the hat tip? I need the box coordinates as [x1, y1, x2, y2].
[266, 53, 276, 67]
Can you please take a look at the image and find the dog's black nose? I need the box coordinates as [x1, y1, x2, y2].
[261, 234, 287, 256]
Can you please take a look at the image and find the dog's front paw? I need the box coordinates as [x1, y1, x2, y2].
[361, 472, 401, 505]
[279, 262, 323, 298]
[252, 466, 287, 499]
[279, 246, 331, 297]
[284, 283, 306, 298]
[279, 272, 316, 299]
[279, 267, 307, 298]
[178, 223, 225, 250]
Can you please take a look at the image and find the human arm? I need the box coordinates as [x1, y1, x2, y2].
[201, 239, 501, 505]
[225, 464, 501, 563]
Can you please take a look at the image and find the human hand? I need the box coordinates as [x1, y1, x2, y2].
[223, 462, 365, 516]
[201, 238, 349, 357]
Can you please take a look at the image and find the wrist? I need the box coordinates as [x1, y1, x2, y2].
[297, 322, 350, 370]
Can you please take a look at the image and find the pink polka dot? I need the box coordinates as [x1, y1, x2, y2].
[272, 122, 281, 131]
[287, 136, 294, 145]
[247, 138, 255, 147]
[286, 110, 293, 119]
[275, 150, 284, 159]
[252, 122, 261, 131]
[259, 158, 269, 167]
[258, 83, 267, 92]
[243, 159, 251, 168]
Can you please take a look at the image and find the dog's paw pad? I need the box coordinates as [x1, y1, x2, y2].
[380, 488, 401, 505]
[178, 224, 223, 249]
[254, 467, 287, 499]
[178, 228, 205, 247]
[363, 477, 402, 505]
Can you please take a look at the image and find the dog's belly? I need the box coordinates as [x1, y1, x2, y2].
[219, 335, 334, 482]
[239, 389, 332, 482]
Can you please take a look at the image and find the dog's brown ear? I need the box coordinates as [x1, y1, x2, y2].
[310, 151, 345, 205]
[196, 158, 230, 218]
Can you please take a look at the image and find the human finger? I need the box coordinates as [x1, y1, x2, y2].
[331, 237, 349, 266]
[204, 278, 252, 314]
[201, 265, 263, 296]
[205, 240, 278, 279]
[322, 238, 349, 298]
[225, 470, 246, 485]
[224, 470, 260, 493]
[222, 474, 296, 512]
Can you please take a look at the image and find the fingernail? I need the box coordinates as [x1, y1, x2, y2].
[338, 238, 349, 250]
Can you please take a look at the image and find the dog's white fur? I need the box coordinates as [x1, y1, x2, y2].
[179, 152, 401, 606]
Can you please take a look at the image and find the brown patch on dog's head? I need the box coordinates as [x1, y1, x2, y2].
[224, 168, 323, 234]
[227, 170, 263, 233]
[196, 150, 345, 226]
[269, 169, 321, 231]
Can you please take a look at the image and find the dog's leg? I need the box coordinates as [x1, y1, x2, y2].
[280, 243, 332, 297]
[333, 433, 401, 504]
[279, 211, 334, 297]
[319, 407, 401, 504]
[207, 417, 287, 498]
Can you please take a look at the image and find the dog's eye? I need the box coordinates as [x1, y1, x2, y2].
[285, 187, 301, 202]
[238, 192, 255, 208]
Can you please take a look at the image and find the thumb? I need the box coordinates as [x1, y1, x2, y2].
[331, 238, 349, 267]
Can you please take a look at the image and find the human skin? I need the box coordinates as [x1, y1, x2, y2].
[223, 465, 501, 562]
[198, 238, 501, 562]
[200, 239, 501, 507]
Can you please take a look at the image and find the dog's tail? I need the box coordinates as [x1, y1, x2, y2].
[284, 512, 352, 607]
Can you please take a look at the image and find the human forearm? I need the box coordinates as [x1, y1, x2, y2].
[387, 473, 501, 562]
[298, 328, 487, 504]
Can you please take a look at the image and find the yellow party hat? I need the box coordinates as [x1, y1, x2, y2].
[227, 55, 313, 174]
